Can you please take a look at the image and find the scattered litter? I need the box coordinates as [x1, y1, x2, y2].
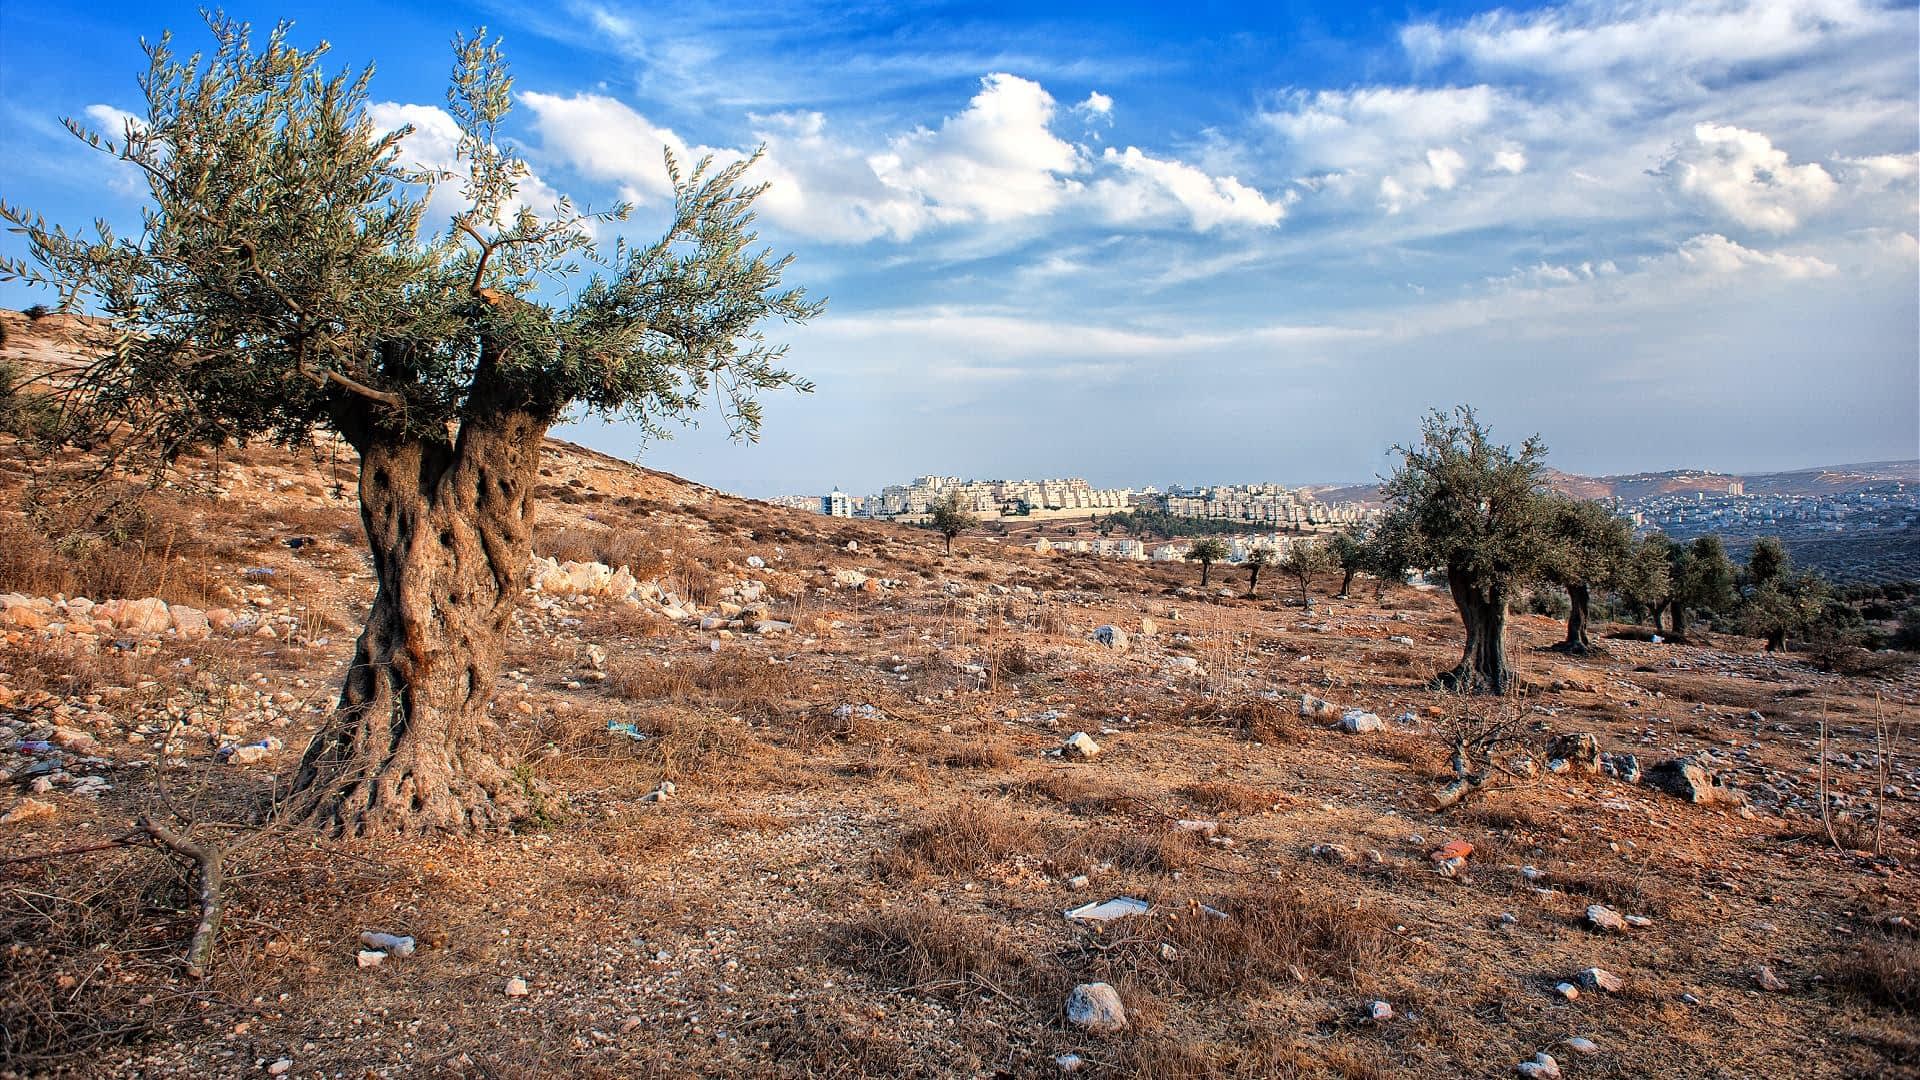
[606, 721, 649, 742]
[1065, 897, 1150, 923]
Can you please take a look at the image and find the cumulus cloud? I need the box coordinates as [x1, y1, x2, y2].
[1656, 122, 1836, 233]
[869, 73, 1085, 225]
[1263, 85, 1498, 171]
[1092, 146, 1288, 230]
[517, 91, 730, 204]
[1666, 232, 1837, 278]
[1489, 146, 1528, 174]
[1833, 151, 1920, 192]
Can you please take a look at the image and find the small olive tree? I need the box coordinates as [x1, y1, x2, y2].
[1188, 536, 1229, 587]
[1, 19, 822, 835]
[1243, 545, 1273, 597]
[928, 491, 979, 554]
[1278, 539, 1337, 611]
[1540, 495, 1634, 654]
[1381, 407, 1551, 693]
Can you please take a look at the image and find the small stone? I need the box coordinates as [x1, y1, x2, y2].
[1563, 1037, 1600, 1056]
[1063, 732, 1102, 759]
[1090, 625, 1129, 651]
[268, 1059, 293, 1076]
[1055, 1053, 1085, 1073]
[1340, 709, 1384, 733]
[1310, 842, 1356, 864]
[1577, 967, 1623, 993]
[1516, 1052, 1562, 1079]
[1555, 982, 1580, 1001]
[1299, 694, 1340, 720]
[355, 950, 386, 969]
[1585, 904, 1628, 933]
[1066, 875, 1091, 891]
[1173, 819, 1218, 837]
[1754, 966, 1788, 992]
[1159, 942, 1179, 961]
[1367, 1000, 1394, 1022]
[1065, 982, 1127, 1034]
[1625, 914, 1653, 928]
[504, 977, 529, 997]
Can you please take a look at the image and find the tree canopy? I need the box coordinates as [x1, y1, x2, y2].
[2, 17, 821, 460]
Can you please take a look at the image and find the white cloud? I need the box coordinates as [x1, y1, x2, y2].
[1401, 0, 1897, 80]
[1666, 232, 1837, 279]
[1657, 122, 1836, 233]
[82, 103, 143, 138]
[1490, 146, 1528, 174]
[1834, 151, 1920, 192]
[747, 111, 934, 243]
[1075, 91, 1114, 121]
[1093, 146, 1288, 230]
[1263, 85, 1498, 171]
[517, 91, 730, 204]
[869, 73, 1085, 225]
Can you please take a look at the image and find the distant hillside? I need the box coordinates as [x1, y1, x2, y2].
[1304, 460, 1918, 507]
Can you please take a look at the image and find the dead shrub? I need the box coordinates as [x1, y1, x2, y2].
[831, 903, 1040, 995]
[603, 652, 801, 720]
[1826, 936, 1920, 1013]
[1541, 867, 1677, 918]
[1130, 884, 1410, 995]
[877, 799, 1039, 880]
[1222, 697, 1306, 744]
[944, 740, 1016, 769]
[1018, 771, 1132, 816]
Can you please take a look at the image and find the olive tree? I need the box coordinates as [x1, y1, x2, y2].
[1540, 495, 1633, 655]
[1, 20, 822, 835]
[1243, 545, 1273, 597]
[1278, 539, 1338, 612]
[1188, 536, 1229, 587]
[1667, 535, 1737, 641]
[1738, 539, 1826, 651]
[1381, 407, 1551, 693]
[1618, 531, 1674, 632]
[1327, 525, 1369, 598]
[928, 491, 979, 554]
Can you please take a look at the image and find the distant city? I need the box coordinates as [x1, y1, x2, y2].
[764, 466, 1920, 576]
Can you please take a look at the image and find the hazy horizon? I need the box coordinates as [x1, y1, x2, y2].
[5, 0, 1916, 498]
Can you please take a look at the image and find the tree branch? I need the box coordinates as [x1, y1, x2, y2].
[140, 818, 225, 979]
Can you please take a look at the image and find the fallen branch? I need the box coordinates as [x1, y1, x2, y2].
[0, 831, 144, 866]
[139, 818, 224, 979]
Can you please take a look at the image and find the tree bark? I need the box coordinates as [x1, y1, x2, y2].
[1554, 583, 1593, 655]
[1766, 628, 1786, 652]
[1339, 568, 1356, 598]
[1246, 563, 1261, 597]
[1670, 603, 1690, 642]
[291, 395, 549, 835]
[1649, 599, 1667, 635]
[1436, 575, 1512, 693]
[1200, 562, 1211, 587]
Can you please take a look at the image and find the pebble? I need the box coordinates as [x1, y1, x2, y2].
[1586, 904, 1628, 932]
[1367, 1000, 1394, 1022]
[1516, 1052, 1561, 1079]
[1554, 982, 1580, 1001]
[505, 977, 529, 997]
[1563, 1037, 1600, 1056]
[1755, 966, 1788, 992]
[1577, 967, 1623, 993]
[1065, 982, 1127, 1034]
[268, 1059, 293, 1076]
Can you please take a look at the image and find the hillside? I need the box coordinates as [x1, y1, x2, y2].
[0, 313, 1916, 1078]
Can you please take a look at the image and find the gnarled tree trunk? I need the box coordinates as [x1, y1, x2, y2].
[1436, 574, 1512, 693]
[1649, 599, 1667, 635]
[1554, 582, 1594, 655]
[1338, 567, 1356, 598]
[1200, 562, 1211, 587]
[1246, 562, 1262, 597]
[1765, 628, 1786, 652]
[1670, 603, 1691, 643]
[292, 393, 550, 835]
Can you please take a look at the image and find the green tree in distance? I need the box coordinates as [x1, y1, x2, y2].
[1189, 536, 1229, 587]
[0, 19, 822, 835]
[929, 491, 979, 554]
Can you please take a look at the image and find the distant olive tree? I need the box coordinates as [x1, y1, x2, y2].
[1667, 535, 1737, 641]
[1381, 407, 1551, 693]
[1189, 536, 1229, 587]
[1540, 495, 1634, 654]
[0, 19, 822, 835]
[929, 491, 979, 554]
[1739, 538, 1827, 651]
[1243, 545, 1273, 597]
[1618, 531, 1674, 632]
[1327, 525, 1369, 598]
[1278, 539, 1338, 612]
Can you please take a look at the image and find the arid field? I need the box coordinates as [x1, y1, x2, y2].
[1, 311, 1916, 1079]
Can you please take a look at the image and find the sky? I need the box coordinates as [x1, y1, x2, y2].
[2, 1, 1916, 497]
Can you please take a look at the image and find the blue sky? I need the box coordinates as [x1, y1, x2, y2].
[3, 1, 1916, 496]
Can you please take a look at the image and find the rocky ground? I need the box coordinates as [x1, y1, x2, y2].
[1, 315, 1916, 1079]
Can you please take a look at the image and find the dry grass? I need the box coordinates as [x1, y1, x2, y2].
[1121, 883, 1412, 996]
[831, 903, 1045, 996]
[877, 799, 1040, 880]
[1826, 936, 1920, 1014]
